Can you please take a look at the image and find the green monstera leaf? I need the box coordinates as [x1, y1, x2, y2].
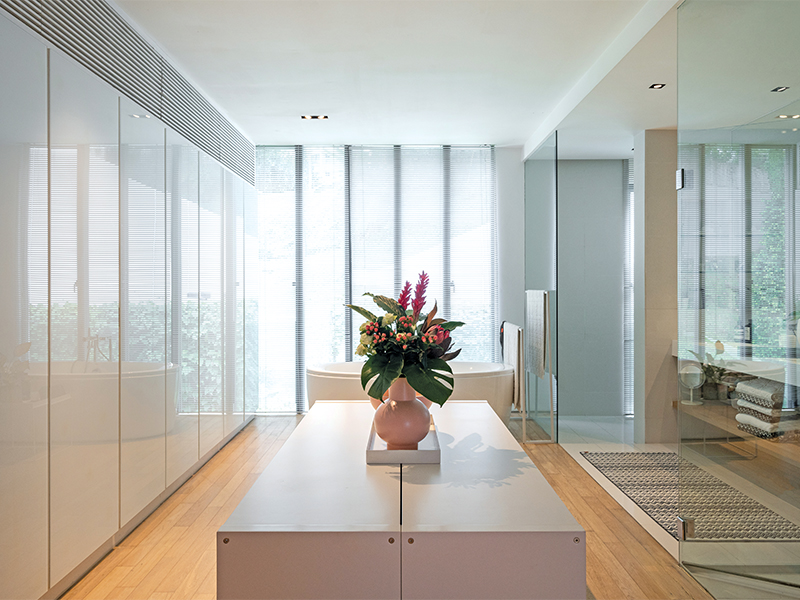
[361, 353, 403, 400]
[404, 358, 454, 407]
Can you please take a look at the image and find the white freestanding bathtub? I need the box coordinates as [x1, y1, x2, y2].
[27, 361, 178, 441]
[306, 361, 514, 425]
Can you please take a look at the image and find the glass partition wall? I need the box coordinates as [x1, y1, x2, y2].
[523, 131, 633, 446]
[677, 1, 800, 593]
[522, 132, 558, 442]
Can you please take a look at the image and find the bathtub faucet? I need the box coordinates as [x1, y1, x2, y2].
[83, 329, 112, 363]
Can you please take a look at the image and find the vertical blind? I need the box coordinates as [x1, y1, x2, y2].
[256, 144, 498, 413]
[623, 159, 634, 416]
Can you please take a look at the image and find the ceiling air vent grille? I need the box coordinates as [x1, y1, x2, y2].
[0, 0, 255, 185]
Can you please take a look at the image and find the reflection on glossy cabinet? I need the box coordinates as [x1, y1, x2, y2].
[167, 128, 200, 487]
[0, 10, 259, 597]
[199, 154, 225, 456]
[49, 50, 120, 584]
[244, 182, 260, 417]
[0, 15, 48, 600]
[120, 96, 167, 525]
[225, 172, 244, 436]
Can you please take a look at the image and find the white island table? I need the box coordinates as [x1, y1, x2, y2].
[218, 401, 585, 600]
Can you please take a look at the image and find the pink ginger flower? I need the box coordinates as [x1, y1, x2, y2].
[397, 281, 412, 310]
[411, 271, 429, 321]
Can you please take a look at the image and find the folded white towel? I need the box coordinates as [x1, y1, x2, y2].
[737, 398, 783, 418]
[736, 379, 784, 404]
[736, 412, 800, 433]
[525, 291, 546, 379]
[502, 323, 523, 411]
[736, 413, 778, 432]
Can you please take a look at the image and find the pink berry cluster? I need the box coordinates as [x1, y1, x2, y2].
[364, 321, 380, 336]
[397, 315, 415, 330]
[396, 332, 413, 344]
[374, 330, 393, 344]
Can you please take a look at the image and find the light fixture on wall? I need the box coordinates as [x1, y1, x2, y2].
[649, 83, 666, 89]
[771, 86, 790, 92]
[301, 115, 328, 120]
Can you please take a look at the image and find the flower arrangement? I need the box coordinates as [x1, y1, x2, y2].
[347, 272, 464, 406]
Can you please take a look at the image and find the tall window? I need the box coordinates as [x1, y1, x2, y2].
[256, 145, 498, 413]
[623, 159, 634, 416]
[678, 143, 797, 404]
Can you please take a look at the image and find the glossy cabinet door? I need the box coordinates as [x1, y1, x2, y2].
[120, 98, 166, 525]
[49, 50, 120, 584]
[0, 15, 48, 600]
[224, 172, 244, 436]
[199, 154, 224, 456]
[166, 128, 200, 486]
[244, 182, 259, 418]
[235, 176, 245, 431]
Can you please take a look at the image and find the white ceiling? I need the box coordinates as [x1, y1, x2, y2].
[113, 0, 658, 147]
[677, 0, 800, 134]
[555, 5, 676, 159]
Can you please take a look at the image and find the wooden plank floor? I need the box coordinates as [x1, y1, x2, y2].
[63, 416, 713, 600]
[523, 443, 714, 600]
[507, 414, 552, 442]
[62, 416, 301, 600]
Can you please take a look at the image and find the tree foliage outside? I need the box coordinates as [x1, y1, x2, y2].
[27, 298, 258, 414]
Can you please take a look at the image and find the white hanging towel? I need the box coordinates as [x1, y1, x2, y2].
[502, 323, 523, 411]
[525, 290, 547, 379]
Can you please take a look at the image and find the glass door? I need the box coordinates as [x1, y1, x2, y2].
[522, 132, 557, 442]
[678, 1, 800, 594]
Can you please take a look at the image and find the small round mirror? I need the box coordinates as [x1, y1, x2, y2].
[679, 363, 705, 405]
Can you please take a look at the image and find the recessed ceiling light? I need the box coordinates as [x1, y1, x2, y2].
[772, 86, 790, 92]
[144, 114, 151, 118]
[131, 114, 140, 118]
[778, 115, 790, 119]
[301, 115, 328, 120]
[649, 83, 666, 89]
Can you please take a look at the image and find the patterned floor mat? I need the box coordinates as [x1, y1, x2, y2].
[580, 451, 800, 540]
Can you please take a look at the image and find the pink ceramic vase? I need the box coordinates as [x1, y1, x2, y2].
[373, 377, 431, 450]
[371, 391, 432, 409]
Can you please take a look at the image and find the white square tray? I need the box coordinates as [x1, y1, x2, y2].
[366, 417, 441, 464]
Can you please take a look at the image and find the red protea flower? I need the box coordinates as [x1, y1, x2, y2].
[411, 271, 429, 321]
[397, 280, 412, 310]
[433, 326, 450, 345]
